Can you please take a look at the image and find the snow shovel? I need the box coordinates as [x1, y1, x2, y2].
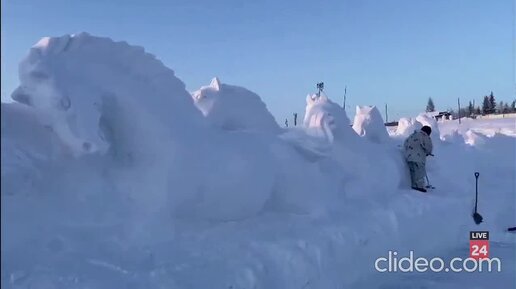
[472, 172, 483, 225]
[424, 154, 435, 189]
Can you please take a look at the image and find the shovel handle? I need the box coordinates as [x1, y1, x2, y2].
[473, 172, 482, 224]
[474, 172, 480, 213]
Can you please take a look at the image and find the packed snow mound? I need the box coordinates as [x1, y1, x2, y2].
[395, 117, 422, 137]
[394, 114, 442, 143]
[352, 105, 389, 143]
[167, 132, 277, 220]
[11, 32, 206, 157]
[300, 98, 401, 196]
[441, 129, 464, 144]
[303, 94, 357, 143]
[463, 129, 488, 146]
[416, 112, 441, 142]
[5, 33, 280, 221]
[192, 77, 280, 133]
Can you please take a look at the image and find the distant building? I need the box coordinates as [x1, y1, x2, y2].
[434, 111, 452, 121]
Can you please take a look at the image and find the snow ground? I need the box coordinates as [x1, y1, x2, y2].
[1, 34, 515, 289]
[439, 118, 516, 137]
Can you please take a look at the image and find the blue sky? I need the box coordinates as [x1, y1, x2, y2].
[2, 0, 515, 121]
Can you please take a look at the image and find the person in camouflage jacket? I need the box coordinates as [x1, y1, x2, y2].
[403, 126, 433, 192]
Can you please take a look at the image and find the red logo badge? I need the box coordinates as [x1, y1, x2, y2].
[470, 231, 489, 259]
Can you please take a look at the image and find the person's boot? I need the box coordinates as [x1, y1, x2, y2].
[412, 186, 427, 193]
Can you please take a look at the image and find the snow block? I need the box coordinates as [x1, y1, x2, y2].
[303, 94, 357, 144]
[352, 105, 389, 143]
[395, 117, 422, 137]
[192, 77, 280, 134]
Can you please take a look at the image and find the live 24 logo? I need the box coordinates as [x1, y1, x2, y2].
[470, 231, 489, 259]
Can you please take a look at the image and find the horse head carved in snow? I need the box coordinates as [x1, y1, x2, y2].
[303, 94, 355, 143]
[11, 33, 204, 157]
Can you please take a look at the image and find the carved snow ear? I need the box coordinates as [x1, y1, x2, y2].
[306, 94, 316, 104]
[210, 77, 221, 91]
[33, 35, 72, 56]
[192, 91, 204, 101]
[33, 37, 52, 50]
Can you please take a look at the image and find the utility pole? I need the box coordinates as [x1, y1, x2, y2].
[458, 97, 461, 124]
[343, 86, 347, 109]
[385, 104, 388, 123]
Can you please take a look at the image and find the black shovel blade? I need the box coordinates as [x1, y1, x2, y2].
[473, 212, 483, 225]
